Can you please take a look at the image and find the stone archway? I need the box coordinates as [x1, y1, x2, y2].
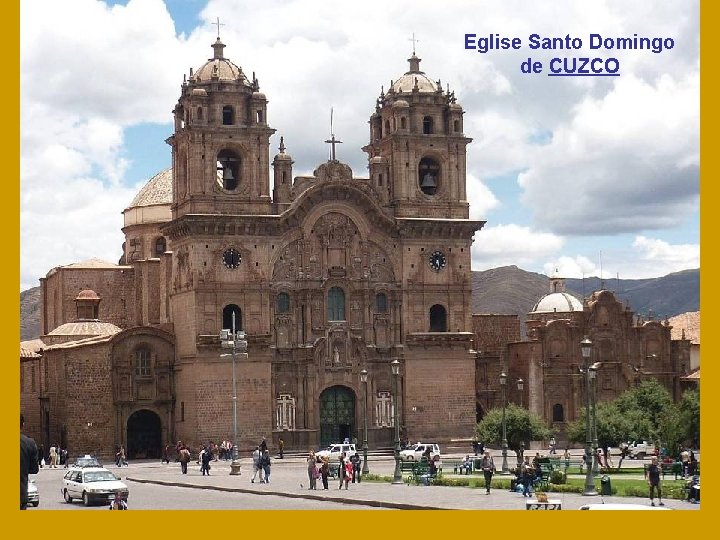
[126, 409, 162, 459]
[319, 386, 356, 448]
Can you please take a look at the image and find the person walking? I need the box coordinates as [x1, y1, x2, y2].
[320, 456, 330, 490]
[109, 491, 128, 510]
[201, 445, 212, 476]
[338, 453, 347, 489]
[251, 446, 264, 483]
[162, 444, 171, 464]
[179, 445, 190, 474]
[118, 445, 128, 467]
[521, 457, 534, 498]
[646, 456, 664, 506]
[49, 444, 57, 468]
[549, 437, 556, 455]
[20, 414, 39, 510]
[343, 457, 353, 489]
[307, 451, 318, 490]
[261, 450, 272, 483]
[260, 437, 268, 454]
[278, 438, 284, 459]
[350, 452, 362, 483]
[480, 450, 496, 494]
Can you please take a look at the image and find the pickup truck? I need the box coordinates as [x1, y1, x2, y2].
[626, 441, 656, 459]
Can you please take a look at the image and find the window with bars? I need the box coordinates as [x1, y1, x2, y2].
[375, 391, 394, 427]
[275, 393, 296, 430]
[328, 287, 345, 321]
[135, 348, 151, 377]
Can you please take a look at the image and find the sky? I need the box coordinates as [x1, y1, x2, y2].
[19, 0, 700, 291]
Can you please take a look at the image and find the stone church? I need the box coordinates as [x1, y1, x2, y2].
[20, 39, 691, 459]
[20, 38, 482, 458]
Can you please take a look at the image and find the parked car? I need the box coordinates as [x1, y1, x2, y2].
[70, 454, 103, 468]
[61, 467, 129, 506]
[399, 443, 440, 461]
[27, 479, 39, 507]
[627, 441, 656, 459]
[316, 443, 357, 461]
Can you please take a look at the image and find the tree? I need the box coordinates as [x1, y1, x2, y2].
[678, 388, 700, 448]
[475, 404, 551, 464]
[565, 402, 652, 448]
[615, 379, 674, 432]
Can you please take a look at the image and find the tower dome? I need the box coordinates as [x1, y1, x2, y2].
[390, 54, 440, 93]
[531, 292, 584, 313]
[190, 38, 252, 85]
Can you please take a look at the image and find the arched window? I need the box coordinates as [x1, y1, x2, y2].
[400, 117, 407, 129]
[217, 149, 241, 190]
[453, 119, 459, 132]
[222, 105, 234, 125]
[423, 116, 433, 134]
[418, 157, 440, 196]
[154, 237, 166, 256]
[375, 293, 388, 313]
[135, 347, 151, 377]
[378, 173, 383, 187]
[429, 304, 447, 332]
[222, 304, 243, 332]
[327, 287, 345, 321]
[256, 109, 263, 123]
[552, 403, 564, 422]
[276, 292, 290, 314]
[196, 106, 203, 121]
[384, 119, 390, 135]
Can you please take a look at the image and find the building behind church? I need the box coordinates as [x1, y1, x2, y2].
[20, 39, 693, 459]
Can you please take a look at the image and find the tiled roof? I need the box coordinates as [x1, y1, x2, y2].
[127, 168, 173, 208]
[61, 258, 121, 269]
[47, 321, 122, 336]
[20, 338, 45, 358]
[44, 334, 115, 350]
[668, 311, 700, 344]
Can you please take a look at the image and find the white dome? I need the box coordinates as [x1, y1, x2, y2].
[531, 292, 583, 313]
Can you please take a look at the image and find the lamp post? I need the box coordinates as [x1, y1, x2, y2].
[391, 359, 403, 484]
[500, 371, 509, 474]
[589, 365, 599, 475]
[360, 368, 370, 475]
[580, 338, 597, 495]
[517, 378, 524, 408]
[220, 313, 246, 476]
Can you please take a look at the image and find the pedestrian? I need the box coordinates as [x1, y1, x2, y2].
[603, 445, 613, 468]
[618, 442, 629, 469]
[521, 457, 534, 498]
[320, 455, 330, 489]
[251, 446, 264, 483]
[563, 448, 571, 469]
[687, 451, 697, 477]
[260, 437, 268, 454]
[261, 450, 272, 483]
[201, 445, 212, 476]
[350, 452, 362, 483]
[478, 441, 485, 456]
[49, 443, 57, 468]
[162, 444, 171, 464]
[37, 444, 44, 469]
[549, 437, 556, 455]
[20, 414, 39, 510]
[179, 445, 190, 474]
[109, 491, 128, 510]
[342, 456, 353, 489]
[307, 451, 318, 490]
[62, 448, 69, 468]
[338, 453, 347, 489]
[646, 456, 665, 506]
[118, 445, 128, 467]
[680, 448, 690, 477]
[279, 437, 284, 459]
[480, 450, 496, 494]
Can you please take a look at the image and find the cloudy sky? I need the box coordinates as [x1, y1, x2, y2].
[19, 0, 699, 291]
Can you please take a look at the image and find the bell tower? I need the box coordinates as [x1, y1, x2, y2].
[168, 37, 276, 217]
[363, 53, 471, 219]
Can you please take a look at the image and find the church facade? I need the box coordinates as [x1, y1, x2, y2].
[20, 39, 483, 458]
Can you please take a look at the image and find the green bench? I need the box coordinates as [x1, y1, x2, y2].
[645, 461, 694, 480]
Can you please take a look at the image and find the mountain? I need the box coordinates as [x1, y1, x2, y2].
[20, 268, 699, 341]
[20, 286, 42, 342]
[472, 266, 699, 324]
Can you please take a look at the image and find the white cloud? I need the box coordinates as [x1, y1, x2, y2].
[472, 224, 564, 270]
[631, 235, 699, 272]
[19, 0, 699, 290]
[543, 256, 597, 278]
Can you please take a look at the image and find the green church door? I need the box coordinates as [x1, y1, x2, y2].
[319, 386, 355, 448]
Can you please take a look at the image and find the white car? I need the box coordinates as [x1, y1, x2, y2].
[316, 443, 357, 461]
[61, 467, 129, 506]
[400, 443, 440, 461]
[27, 479, 39, 507]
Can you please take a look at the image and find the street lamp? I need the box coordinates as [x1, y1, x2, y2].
[580, 338, 597, 495]
[499, 371, 509, 474]
[360, 368, 370, 475]
[220, 312, 247, 476]
[517, 378, 524, 408]
[589, 365, 599, 475]
[391, 359, 403, 484]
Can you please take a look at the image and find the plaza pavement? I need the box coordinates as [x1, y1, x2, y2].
[123, 451, 700, 511]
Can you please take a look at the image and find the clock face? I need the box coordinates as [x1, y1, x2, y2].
[429, 250, 446, 272]
[222, 248, 242, 269]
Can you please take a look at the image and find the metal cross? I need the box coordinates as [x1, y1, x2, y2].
[213, 17, 225, 39]
[408, 32, 420, 55]
[324, 108, 343, 161]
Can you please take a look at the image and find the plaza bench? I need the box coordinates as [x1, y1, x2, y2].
[645, 461, 696, 480]
[446, 460, 473, 475]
